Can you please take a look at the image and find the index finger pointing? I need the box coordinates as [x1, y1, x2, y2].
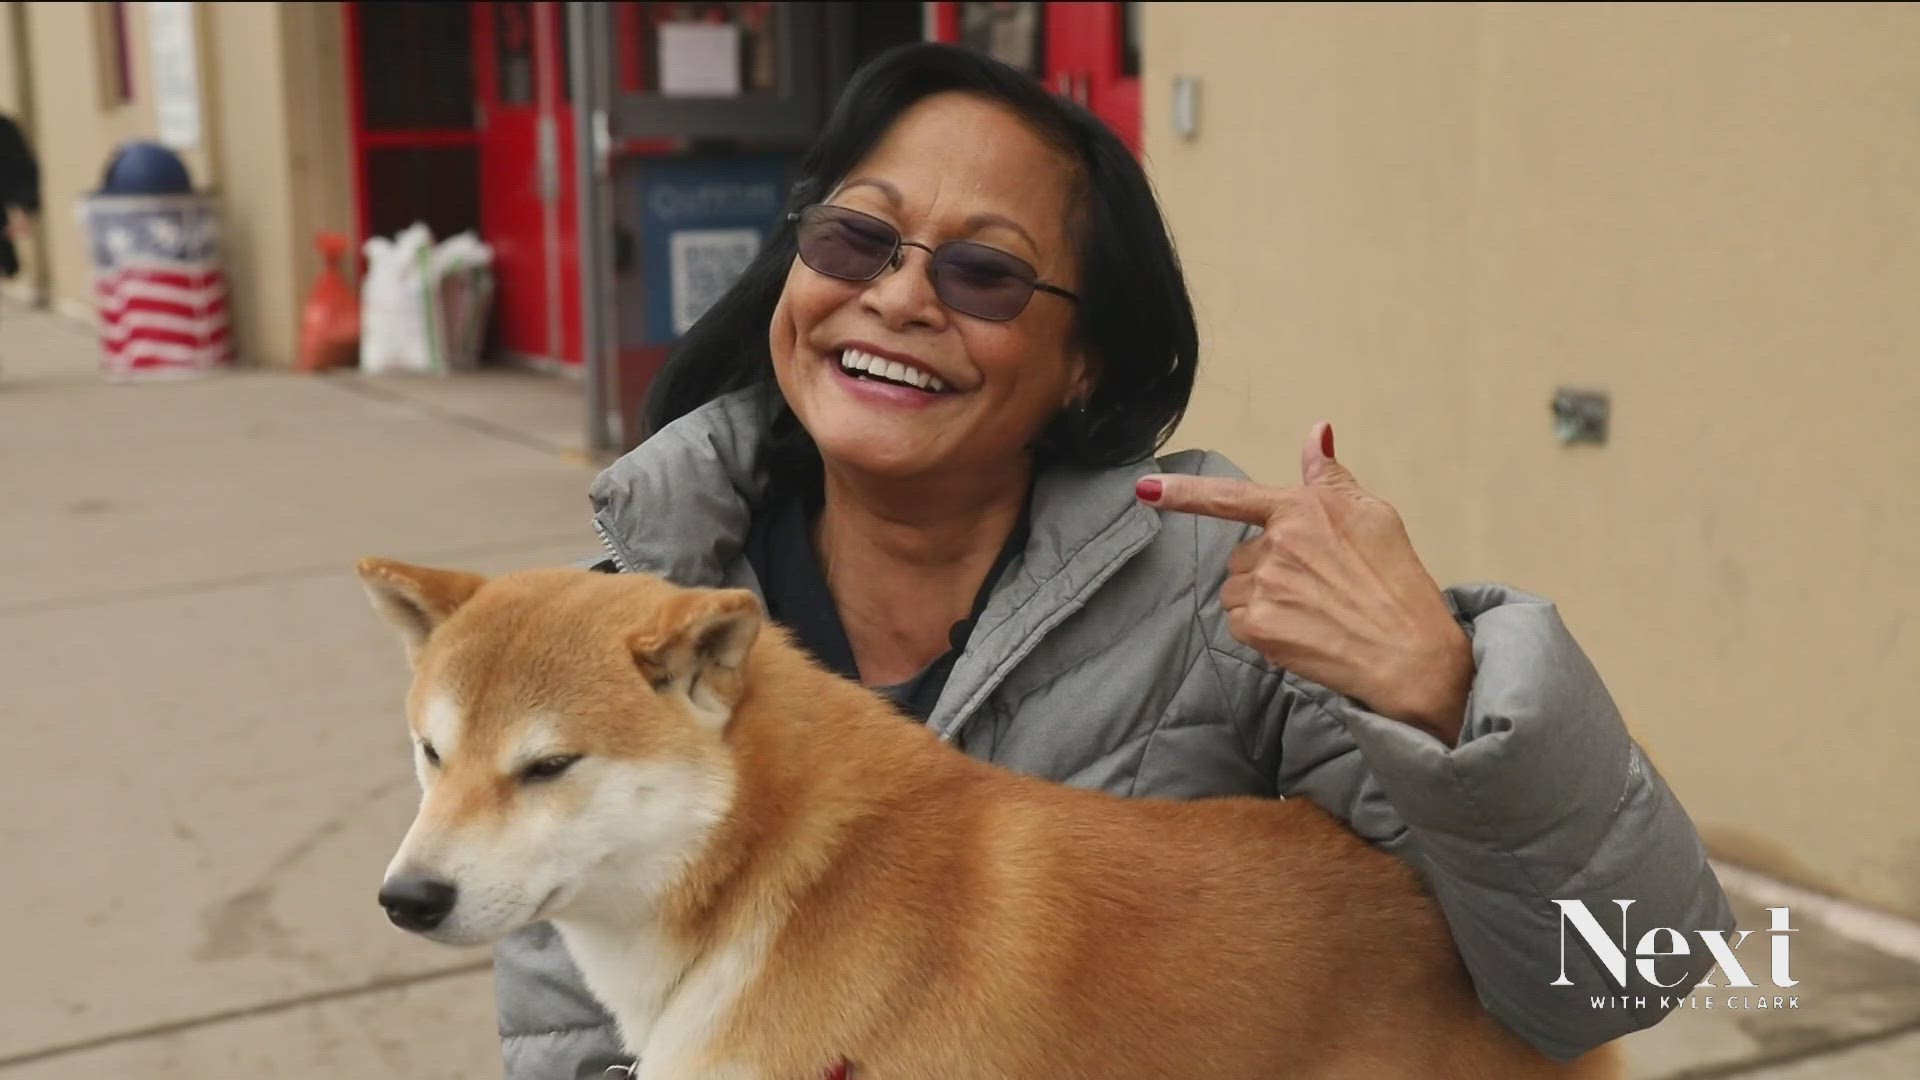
[1138, 474, 1291, 525]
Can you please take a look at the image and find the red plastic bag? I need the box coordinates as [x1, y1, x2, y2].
[298, 231, 361, 372]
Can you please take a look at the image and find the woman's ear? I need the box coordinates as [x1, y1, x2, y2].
[1064, 348, 1098, 409]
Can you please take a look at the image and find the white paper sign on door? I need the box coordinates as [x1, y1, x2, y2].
[658, 23, 742, 98]
[147, 2, 202, 150]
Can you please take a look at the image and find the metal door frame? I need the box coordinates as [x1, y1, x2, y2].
[571, 2, 850, 451]
[611, 3, 830, 141]
[569, 2, 617, 451]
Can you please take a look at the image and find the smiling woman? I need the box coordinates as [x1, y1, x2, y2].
[774, 93, 1088, 496]
[496, 41, 1735, 1080]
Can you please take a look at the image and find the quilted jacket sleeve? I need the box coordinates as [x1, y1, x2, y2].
[1217, 573, 1736, 1061]
[495, 923, 632, 1078]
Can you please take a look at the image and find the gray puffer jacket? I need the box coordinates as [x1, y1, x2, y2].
[494, 384, 1734, 1076]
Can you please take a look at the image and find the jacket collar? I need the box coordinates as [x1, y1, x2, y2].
[587, 383, 1164, 736]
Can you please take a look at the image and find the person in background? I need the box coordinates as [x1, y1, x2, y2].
[0, 110, 41, 321]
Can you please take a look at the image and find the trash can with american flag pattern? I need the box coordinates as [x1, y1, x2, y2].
[80, 193, 232, 380]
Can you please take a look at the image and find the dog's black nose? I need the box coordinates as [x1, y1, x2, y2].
[378, 876, 457, 931]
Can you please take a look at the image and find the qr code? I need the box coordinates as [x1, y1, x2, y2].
[670, 229, 762, 335]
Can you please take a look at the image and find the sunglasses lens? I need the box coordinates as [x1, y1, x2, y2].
[931, 243, 1039, 321]
[797, 207, 895, 281]
[795, 206, 1046, 321]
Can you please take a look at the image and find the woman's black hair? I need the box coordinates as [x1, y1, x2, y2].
[639, 41, 1199, 487]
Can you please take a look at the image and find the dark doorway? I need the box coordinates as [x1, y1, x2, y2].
[348, 2, 481, 245]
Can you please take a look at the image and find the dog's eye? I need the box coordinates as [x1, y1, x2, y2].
[521, 755, 581, 782]
[420, 742, 441, 767]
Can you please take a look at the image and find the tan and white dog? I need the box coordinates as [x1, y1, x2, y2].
[359, 557, 1621, 1080]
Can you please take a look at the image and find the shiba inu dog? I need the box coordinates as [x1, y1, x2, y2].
[359, 557, 1621, 1080]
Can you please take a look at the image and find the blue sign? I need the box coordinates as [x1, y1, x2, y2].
[634, 156, 794, 346]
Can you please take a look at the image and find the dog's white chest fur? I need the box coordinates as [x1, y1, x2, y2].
[558, 919, 771, 1080]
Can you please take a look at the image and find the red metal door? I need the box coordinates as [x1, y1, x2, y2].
[475, 2, 581, 365]
[929, 2, 1140, 154]
[1044, 2, 1139, 155]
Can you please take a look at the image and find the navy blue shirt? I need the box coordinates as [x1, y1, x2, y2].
[742, 481, 1031, 722]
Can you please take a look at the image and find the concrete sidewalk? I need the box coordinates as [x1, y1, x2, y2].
[2, 304, 1916, 1078]
[1, 306, 596, 1078]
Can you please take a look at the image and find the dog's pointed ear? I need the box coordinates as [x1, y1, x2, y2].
[628, 588, 762, 731]
[356, 557, 488, 664]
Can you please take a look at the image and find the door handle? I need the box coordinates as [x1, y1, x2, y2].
[536, 115, 559, 202]
[593, 108, 611, 180]
[1056, 72, 1091, 107]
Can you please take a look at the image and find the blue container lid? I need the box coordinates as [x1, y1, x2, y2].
[99, 141, 193, 196]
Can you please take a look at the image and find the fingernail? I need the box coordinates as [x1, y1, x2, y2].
[1135, 478, 1163, 503]
[1321, 423, 1336, 458]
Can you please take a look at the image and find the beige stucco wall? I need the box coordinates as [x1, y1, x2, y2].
[203, 1, 355, 368]
[0, 1, 353, 367]
[203, 0, 296, 368]
[5, 2, 201, 318]
[282, 2, 357, 302]
[1146, 2, 1920, 918]
[0, 3, 19, 117]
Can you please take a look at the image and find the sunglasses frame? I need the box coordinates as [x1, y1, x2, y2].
[786, 203, 1079, 322]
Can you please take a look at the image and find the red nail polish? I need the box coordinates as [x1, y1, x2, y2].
[1136, 478, 1163, 503]
[1320, 423, 1335, 458]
